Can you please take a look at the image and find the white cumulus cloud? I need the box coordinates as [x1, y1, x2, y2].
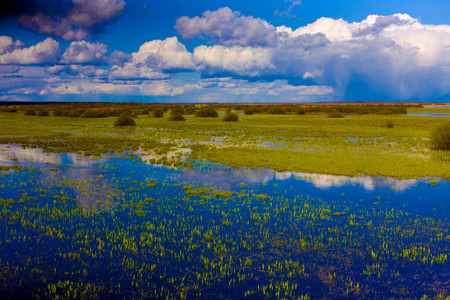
[41, 80, 201, 97]
[178, 8, 450, 100]
[61, 41, 108, 64]
[175, 7, 278, 47]
[194, 45, 275, 76]
[0, 37, 60, 65]
[110, 37, 194, 80]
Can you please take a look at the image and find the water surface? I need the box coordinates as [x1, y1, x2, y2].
[0, 145, 449, 299]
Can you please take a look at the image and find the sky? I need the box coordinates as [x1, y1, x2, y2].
[0, 0, 449, 103]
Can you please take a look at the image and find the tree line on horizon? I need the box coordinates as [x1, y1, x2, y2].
[0, 102, 421, 117]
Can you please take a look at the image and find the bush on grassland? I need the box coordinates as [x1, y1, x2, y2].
[185, 107, 196, 115]
[37, 110, 49, 116]
[152, 109, 164, 118]
[327, 110, 343, 118]
[267, 107, 286, 115]
[25, 109, 36, 116]
[244, 109, 253, 115]
[222, 112, 239, 122]
[170, 107, 185, 116]
[169, 113, 185, 121]
[386, 120, 394, 128]
[53, 110, 63, 116]
[431, 122, 450, 150]
[196, 107, 218, 117]
[114, 115, 136, 127]
[68, 111, 81, 118]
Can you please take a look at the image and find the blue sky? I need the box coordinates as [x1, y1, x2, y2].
[0, 0, 449, 103]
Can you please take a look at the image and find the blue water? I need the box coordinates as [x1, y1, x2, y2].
[0, 145, 449, 299]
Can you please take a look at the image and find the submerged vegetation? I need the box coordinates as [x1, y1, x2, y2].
[0, 150, 449, 299]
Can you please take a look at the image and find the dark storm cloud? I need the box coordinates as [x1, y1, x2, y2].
[18, 0, 126, 40]
[0, 0, 70, 18]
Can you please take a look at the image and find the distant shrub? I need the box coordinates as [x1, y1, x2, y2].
[121, 109, 132, 117]
[296, 108, 305, 115]
[244, 109, 253, 115]
[381, 110, 395, 115]
[170, 107, 185, 116]
[222, 112, 239, 122]
[285, 106, 295, 113]
[168, 113, 185, 121]
[386, 120, 394, 128]
[327, 110, 343, 118]
[3, 107, 17, 112]
[196, 107, 218, 118]
[185, 107, 196, 115]
[67, 111, 81, 118]
[252, 107, 261, 113]
[81, 110, 97, 118]
[53, 110, 63, 117]
[108, 110, 121, 117]
[61, 110, 71, 117]
[356, 108, 370, 115]
[37, 110, 49, 116]
[431, 122, 450, 150]
[152, 109, 164, 118]
[267, 107, 286, 115]
[114, 115, 136, 127]
[25, 109, 36, 116]
[81, 110, 109, 118]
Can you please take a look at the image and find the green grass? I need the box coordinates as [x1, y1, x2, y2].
[408, 106, 450, 114]
[1, 111, 450, 178]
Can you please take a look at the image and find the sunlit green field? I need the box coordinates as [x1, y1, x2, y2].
[1, 106, 450, 178]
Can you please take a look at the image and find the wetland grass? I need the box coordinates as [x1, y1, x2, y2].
[0, 103, 450, 178]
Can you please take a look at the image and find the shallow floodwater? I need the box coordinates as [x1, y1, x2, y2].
[0, 145, 449, 299]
